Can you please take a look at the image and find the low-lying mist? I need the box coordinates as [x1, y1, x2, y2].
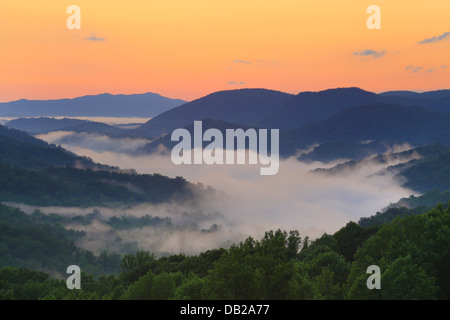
[33, 131, 419, 256]
[37, 131, 151, 153]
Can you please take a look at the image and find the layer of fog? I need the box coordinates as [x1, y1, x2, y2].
[37, 131, 151, 154]
[32, 131, 419, 256]
[10, 202, 233, 256]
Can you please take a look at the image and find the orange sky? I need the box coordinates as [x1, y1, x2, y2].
[0, 0, 449, 102]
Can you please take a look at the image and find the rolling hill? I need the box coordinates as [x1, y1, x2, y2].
[136, 103, 450, 158]
[260, 88, 450, 131]
[134, 88, 294, 139]
[279, 103, 450, 156]
[5, 118, 87, 134]
[379, 89, 450, 112]
[259, 87, 381, 131]
[134, 87, 450, 141]
[0, 124, 116, 170]
[0, 124, 211, 206]
[5, 117, 146, 139]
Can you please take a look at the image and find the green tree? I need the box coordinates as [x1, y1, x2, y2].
[174, 274, 205, 300]
[381, 255, 438, 300]
[121, 271, 154, 300]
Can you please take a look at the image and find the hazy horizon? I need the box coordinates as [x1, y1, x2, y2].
[1, 86, 447, 104]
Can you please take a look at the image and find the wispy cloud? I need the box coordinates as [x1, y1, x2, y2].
[229, 81, 246, 86]
[405, 65, 443, 74]
[257, 60, 280, 68]
[233, 60, 251, 65]
[353, 49, 386, 58]
[418, 31, 450, 44]
[406, 66, 423, 73]
[85, 33, 106, 42]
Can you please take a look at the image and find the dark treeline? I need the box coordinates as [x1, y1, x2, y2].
[0, 163, 204, 207]
[0, 125, 215, 207]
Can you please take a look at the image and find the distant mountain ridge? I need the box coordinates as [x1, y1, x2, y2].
[5, 87, 450, 160]
[135, 88, 294, 138]
[134, 87, 450, 139]
[260, 87, 450, 131]
[280, 103, 450, 156]
[259, 87, 380, 130]
[377, 89, 450, 113]
[136, 102, 450, 157]
[0, 92, 186, 118]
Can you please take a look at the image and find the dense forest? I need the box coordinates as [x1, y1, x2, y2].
[0, 204, 123, 277]
[0, 125, 215, 207]
[0, 164, 203, 206]
[1, 203, 448, 300]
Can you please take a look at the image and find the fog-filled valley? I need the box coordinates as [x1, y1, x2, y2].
[29, 130, 418, 257]
[1, 87, 450, 300]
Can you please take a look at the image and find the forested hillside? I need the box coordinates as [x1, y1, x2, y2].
[0, 164, 197, 206]
[0, 204, 122, 278]
[314, 144, 450, 194]
[0, 125, 113, 170]
[1, 203, 448, 300]
[0, 125, 211, 207]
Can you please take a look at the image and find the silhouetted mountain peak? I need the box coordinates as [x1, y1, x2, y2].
[135, 88, 294, 138]
[259, 87, 380, 130]
[0, 92, 186, 118]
